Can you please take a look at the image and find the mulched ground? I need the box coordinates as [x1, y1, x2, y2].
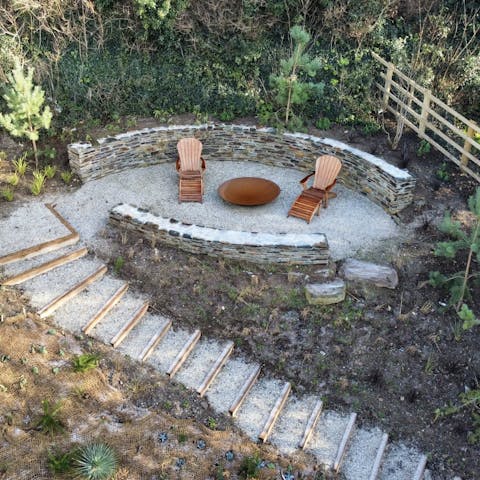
[1, 118, 479, 479]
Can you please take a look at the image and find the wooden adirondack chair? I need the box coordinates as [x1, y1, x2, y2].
[176, 138, 206, 203]
[287, 155, 342, 223]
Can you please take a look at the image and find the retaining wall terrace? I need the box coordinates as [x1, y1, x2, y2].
[109, 204, 330, 265]
[68, 124, 415, 215]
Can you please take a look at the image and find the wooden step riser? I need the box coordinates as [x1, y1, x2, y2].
[412, 455, 428, 480]
[1, 247, 88, 286]
[139, 319, 172, 362]
[229, 365, 261, 417]
[110, 302, 149, 348]
[258, 382, 291, 443]
[368, 433, 389, 480]
[298, 400, 323, 449]
[197, 342, 234, 397]
[333, 413, 357, 473]
[166, 330, 201, 378]
[0, 203, 79, 267]
[38, 265, 107, 319]
[82, 283, 129, 335]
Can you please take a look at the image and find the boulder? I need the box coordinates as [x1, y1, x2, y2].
[305, 279, 346, 305]
[340, 258, 398, 289]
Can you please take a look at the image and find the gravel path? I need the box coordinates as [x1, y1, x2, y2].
[37, 161, 404, 261]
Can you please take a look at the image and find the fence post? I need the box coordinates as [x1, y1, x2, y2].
[461, 123, 477, 167]
[419, 89, 431, 138]
[383, 63, 394, 109]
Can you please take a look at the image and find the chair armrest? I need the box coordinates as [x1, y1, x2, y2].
[176, 157, 181, 172]
[299, 172, 314, 190]
[201, 157, 206, 170]
[325, 179, 337, 191]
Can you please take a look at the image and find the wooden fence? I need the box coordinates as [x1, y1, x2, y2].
[372, 51, 480, 183]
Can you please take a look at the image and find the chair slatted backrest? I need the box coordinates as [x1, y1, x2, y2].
[313, 155, 342, 190]
[177, 138, 203, 172]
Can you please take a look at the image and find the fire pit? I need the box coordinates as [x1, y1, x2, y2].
[218, 177, 281, 206]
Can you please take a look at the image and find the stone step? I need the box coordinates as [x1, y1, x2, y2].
[87, 291, 148, 345]
[258, 382, 291, 443]
[342, 428, 387, 480]
[235, 377, 288, 440]
[378, 443, 427, 480]
[20, 256, 106, 312]
[110, 301, 149, 348]
[145, 327, 194, 374]
[1, 243, 86, 282]
[206, 359, 261, 416]
[53, 274, 126, 334]
[83, 283, 129, 335]
[117, 313, 171, 359]
[306, 411, 354, 471]
[196, 341, 234, 397]
[174, 338, 230, 391]
[269, 395, 321, 454]
[2, 247, 88, 286]
[38, 265, 108, 319]
[0, 203, 78, 266]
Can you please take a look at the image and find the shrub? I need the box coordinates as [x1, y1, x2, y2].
[36, 399, 64, 435]
[1, 187, 14, 201]
[73, 443, 118, 480]
[61, 170, 74, 184]
[72, 353, 100, 373]
[30, 170, 46, 196]
[12, 154, 28, 176]
[238, 454, 260, 479]
[7, 172, 19, 186]
[0, 63, 52, 168]
[43, 164, 56, 179]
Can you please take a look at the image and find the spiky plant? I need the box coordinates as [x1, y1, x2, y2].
[73, 443, 117, 480]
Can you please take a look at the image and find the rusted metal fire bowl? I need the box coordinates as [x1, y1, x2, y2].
[218, 177, 281, 206]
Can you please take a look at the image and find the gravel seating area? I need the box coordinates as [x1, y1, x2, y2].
[32, 160, 405, 261]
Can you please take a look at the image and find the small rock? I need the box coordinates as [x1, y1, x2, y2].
[287, 271, 303, 283]
[340, 258, 398, 289]
[305, 279, 346, 305]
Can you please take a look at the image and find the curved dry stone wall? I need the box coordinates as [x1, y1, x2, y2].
[109, 204, 330, 265]
[68, 123, 415, 214]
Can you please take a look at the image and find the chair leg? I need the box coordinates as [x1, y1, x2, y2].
[316, 200, 323, 216]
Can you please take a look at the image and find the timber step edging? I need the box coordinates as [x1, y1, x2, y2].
[258, 382, 291, 443]
[83, 283, 129, 335]
[0, 204, 79, 267]
[37, 264, 107, 319]
[1, 247, 88, 286]
[110, 301, 149, 348]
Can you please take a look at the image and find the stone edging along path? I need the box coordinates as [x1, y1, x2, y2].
[68, 123, 415, 215]
[109, 203, 330, 265]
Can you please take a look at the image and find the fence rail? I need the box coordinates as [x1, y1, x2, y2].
[371, 51, 480, 183]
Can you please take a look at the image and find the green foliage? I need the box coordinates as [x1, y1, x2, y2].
[436, 162, 450, 182]
[0, 64, 52, 168]
[1, 187, 14, 202]
[270, 25, 324, 128]
[435, 388, 480, 444]
[61, 170, 74, 184]
[43, 164, 56, 179]
[315, 117, 331, 130]
[48, 449, 74, 474]
[7, 172, 19, 186]
[72, 353, 100, 373]
[12, 153, 28, 176]
[36, 400, 64, 435]
[417, 139, 431, 158]
[73, 443, 118, 480]
[238, 454, 260, 479]
[113, 256, 125, 274]
[30, 170, 46, 196]
[429, 187, 480, 334]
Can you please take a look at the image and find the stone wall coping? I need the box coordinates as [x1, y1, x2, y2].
[68, 123, 411, 180]
[112, 203, 328, 248]
[284, 132, 412, 180]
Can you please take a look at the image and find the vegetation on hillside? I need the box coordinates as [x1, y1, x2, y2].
[0, 0, 478, 129]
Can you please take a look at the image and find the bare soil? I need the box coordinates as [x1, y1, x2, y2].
[1, 117, 479, 479]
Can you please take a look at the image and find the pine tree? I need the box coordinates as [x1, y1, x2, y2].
[270, 26, 324, 128]
[0, 63, 52, 168]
